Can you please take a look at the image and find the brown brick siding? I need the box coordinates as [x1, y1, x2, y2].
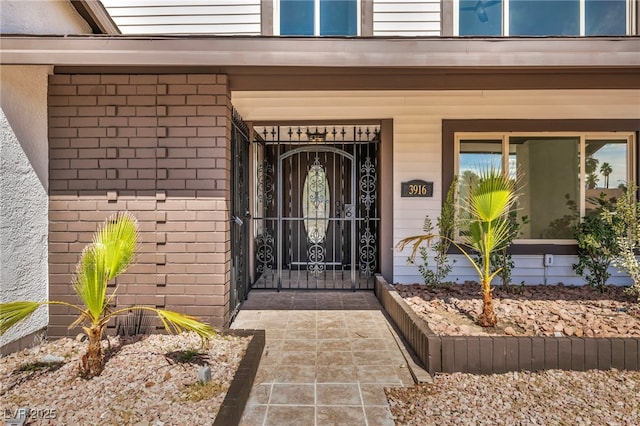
[48, 74, 232, 337]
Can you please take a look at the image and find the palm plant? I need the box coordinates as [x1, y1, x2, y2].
[398, 169, 518, 327]
[0, 212, 215, 378]
[600, 162, 613, 188]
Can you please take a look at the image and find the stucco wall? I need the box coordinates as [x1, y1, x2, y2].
[0, 0, 91, 35]
[232, 89, 640, 286]
[0, 65, 51, 349]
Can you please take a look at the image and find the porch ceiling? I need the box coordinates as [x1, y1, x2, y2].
[2, 36, 639, 90]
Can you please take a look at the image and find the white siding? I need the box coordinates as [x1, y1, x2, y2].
[373, 0, 441, 36]
[232, 89, 640, 285]
[101, 0, 261, 35]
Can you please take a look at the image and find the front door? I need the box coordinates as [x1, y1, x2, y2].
[252, 124, 380, 290]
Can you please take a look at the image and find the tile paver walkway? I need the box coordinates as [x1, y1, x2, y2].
[231, 290, 416, 426]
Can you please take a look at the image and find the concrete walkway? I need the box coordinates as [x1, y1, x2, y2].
[230, 290, 415, 426]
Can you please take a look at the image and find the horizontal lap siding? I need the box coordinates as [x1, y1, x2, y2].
[102, 0, 261, 35]
[373, 1, 441, 36]
[231, 89, 640, 285]
[48, 74, 232, 338]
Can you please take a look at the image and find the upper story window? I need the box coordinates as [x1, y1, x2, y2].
[276, 0, 359, 36]
[456, 0, 631, 36]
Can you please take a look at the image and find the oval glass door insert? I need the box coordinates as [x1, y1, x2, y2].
[303, 159, 330, 244]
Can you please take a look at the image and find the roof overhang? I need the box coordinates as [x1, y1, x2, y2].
[70, 1, 120, 35]
[1, 36, 639, 90]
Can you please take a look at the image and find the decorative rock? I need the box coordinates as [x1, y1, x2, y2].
[559, 311, 572, 322]
[42, 354, 64, 363]
[394, 282, 640, 338]
[197, 366, 211, 384]
[504, 327, 516, 336]
[0, 334, 250, 425]
[564, 326, 575, 337]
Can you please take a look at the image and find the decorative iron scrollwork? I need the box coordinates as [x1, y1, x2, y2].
[307, 240, 326, 277]
[256, 229, 274, 275]
[360, 227, 377, 278]
[303, 157, 330, 244]
[359, 156, 377, 278]
[360, 157, 376, 211]
[257, 161, 274, 206]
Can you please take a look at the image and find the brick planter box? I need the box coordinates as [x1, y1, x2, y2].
[214, 329, 265, 426]
[375, 275, 640, 375]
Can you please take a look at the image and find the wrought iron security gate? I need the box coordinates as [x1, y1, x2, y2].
[252, 124, 380, 290]
[230, 109, 250, 318]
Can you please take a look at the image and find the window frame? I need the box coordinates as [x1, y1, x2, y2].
[274, 0, 362, 36]
[443, 119, 640, 254]
[455, 131, 635, 244]
[453, 0, 636, 36]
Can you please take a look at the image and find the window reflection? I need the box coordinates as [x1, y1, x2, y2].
[458, 0, 628, 36]
[458, 140, 503, 229]
[585, 139, 628, 215]
[509, 137, 580, 239]
[586, 0, 627, 35]
[510, 0, 580, 36]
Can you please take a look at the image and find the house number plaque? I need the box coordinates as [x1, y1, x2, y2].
[401, 180, 433, 197]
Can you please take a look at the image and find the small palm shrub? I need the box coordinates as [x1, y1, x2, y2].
[478, 212, 528, 291]
[399, 169, 519, 327]
[0, 212, 215, 377]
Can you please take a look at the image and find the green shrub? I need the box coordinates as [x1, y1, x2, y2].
[416, 178, 457, 286]
[602, 183, 640, 300]
[573, 200, 618, 292]
[481, 212, 527, 290]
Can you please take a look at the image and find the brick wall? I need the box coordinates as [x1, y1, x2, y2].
[48, 74, 232, 337]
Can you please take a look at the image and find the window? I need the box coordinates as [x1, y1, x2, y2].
[457, 0, 631, 36]
[277, 0, 358, 36]
[455, 132, 635, 241]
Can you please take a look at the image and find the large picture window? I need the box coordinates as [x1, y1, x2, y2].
[456, 132, 635, 242]
[277, 0, 358, 36]
[457, 0, 631, 36]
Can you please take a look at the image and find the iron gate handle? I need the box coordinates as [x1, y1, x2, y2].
[344, 204, 355, 218]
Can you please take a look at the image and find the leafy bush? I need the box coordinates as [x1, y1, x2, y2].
[416, 177, 457, 286]
[572, 196, 618, 292]
[602, 183, 640, 300]
[480, 212, 527, 290]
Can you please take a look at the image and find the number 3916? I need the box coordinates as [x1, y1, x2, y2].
[408, 184, 428, 196]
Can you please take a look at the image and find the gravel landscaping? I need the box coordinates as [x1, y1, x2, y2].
[385, 282, 640, 425]
[0, 332, 250, 425]
[395, 282, 640, 337]
[385, 368, 640, 425]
